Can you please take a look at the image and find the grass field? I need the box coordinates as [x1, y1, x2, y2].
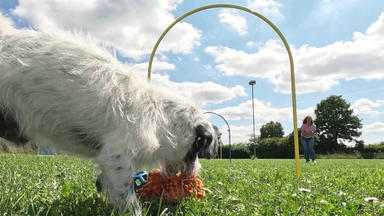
[0, 154, 383, 215]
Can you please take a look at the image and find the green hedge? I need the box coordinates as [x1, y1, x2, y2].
[362, 143, 384, 153]
[256, 137, 295, 158]
[221, 143, 251, 159]
[218, 138, 384, 159]
[221, 138, 295, 159]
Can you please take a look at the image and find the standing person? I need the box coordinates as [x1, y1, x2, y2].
[301, 116, 316, 163]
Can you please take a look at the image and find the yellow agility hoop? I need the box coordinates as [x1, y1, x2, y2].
[147, 4, 301, 177]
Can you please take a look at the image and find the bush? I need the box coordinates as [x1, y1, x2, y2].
[221, 143, 251, 159]
[256, 137, 294, 158]
[317, 153, 361, 159]
[361, 152, 376, 159]
[362, 143, 384, 153]
[376, 152, 384, 159]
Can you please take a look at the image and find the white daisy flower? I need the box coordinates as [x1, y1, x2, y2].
[299, 188, 311, 193]
[364, 197, 378, 202]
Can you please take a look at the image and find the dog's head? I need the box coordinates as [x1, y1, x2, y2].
[155, 97, 218, 177]
[161, 118, 218, 177]
[183, 122, 218, 173]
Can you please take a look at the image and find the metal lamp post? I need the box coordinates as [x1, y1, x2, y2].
[249, 80, 256, 157]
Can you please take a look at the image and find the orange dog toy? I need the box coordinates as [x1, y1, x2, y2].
[136, 169, 205, 203]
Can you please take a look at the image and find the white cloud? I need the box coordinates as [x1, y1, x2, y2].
[315, 0, 357, 18]
[217, 0, 284, 36]
[204, 64, 213, 71]
[212, 99, 314, 123]
[246, 41, 256, 47]
[351, 98, 383, 117]
[206, 11, 384, 94]
[12, 0, 201, 60]
[218, 9, 248, 35]
[247, 0, 283, 19]
[205, 40, 285, 79]
[124, 61, 247, 106]
[363, 122, 384, 133]
[212, 99, 288, 121]
[152, 76, 247, 106]
[218, 125, 259, 144]
[126, 59, 176, 76]
[367, 11, 384, 35]
[208, 97, 317, 144]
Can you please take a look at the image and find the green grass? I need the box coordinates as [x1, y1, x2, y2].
[0, 154, 383, 215]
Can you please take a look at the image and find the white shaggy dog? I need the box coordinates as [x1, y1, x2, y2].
[0, 14, 217, 214]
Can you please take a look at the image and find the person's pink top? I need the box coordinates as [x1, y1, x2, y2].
[301, 124, 316, 138]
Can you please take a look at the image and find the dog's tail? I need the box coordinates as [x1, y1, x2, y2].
[0, 13, 15, 35]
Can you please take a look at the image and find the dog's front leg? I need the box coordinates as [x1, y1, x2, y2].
[96, 149, 141, 215]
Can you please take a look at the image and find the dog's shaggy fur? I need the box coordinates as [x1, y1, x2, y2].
[0, 14, 217, 214]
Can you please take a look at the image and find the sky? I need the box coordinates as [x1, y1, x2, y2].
[1, 0, 383, 145]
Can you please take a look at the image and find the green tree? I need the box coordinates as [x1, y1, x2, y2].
[259, 121, 284, 139]
[314, 95, 362, 152]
